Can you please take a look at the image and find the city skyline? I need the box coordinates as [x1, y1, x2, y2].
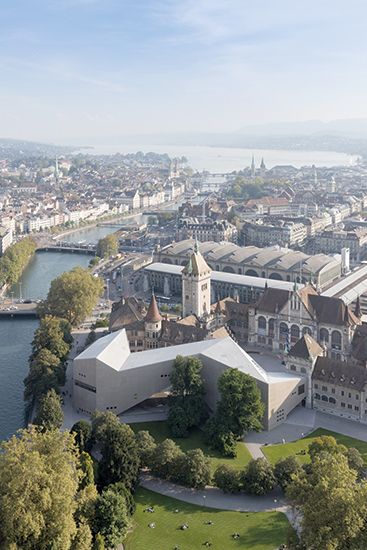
[2, 0, 367, 142]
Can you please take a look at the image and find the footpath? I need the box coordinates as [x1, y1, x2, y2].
[139, 474, 298, 529]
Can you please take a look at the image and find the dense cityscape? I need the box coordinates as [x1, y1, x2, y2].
[3, 1, 367, 549]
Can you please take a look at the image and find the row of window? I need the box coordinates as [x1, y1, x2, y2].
[314, 394, 363, 412]
[314, 384, 360, 400]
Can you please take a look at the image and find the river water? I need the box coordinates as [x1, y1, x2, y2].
[0, 224, 119, 441]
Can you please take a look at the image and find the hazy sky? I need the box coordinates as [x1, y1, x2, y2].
[1, 0, 367, 143]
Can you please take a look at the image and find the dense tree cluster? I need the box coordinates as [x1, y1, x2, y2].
[96, 234, 118, 258]
[287, 435, 367, 550]
[228, 176, 268, 200]
[147, 438, 211, 490]
[204, 368, 264, 457]
[39, 267, 104, 326]
[168, 355, 207, 437]
[0, 423, 136, 550]
[24, 315, 72, 412]
[0, 237, 36, 286]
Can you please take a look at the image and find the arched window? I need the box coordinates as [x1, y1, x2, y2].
[302, 326, 312, 336]
[329, 397, 336, 404]
[314, 393, 320, 400]
[290, 364, 297, 371]
[268, 318, 275, 336]
[291, 324, 300, 342]
[280, 322, 289, 334]
[331, 330, 342, 349]
[223, 266, 235, 273]
[245, 269, 258, 277]
[269, 272, 283, 280]
[258, 316, 266, 330]
[321, 395, 328, 402]
[320, 328, 329, 343]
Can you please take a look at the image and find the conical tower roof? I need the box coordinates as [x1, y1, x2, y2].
[182, 240, 211, 277]
[145, 293, 162, 323]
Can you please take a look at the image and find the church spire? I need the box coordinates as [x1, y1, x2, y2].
[251, 154, 255, 177]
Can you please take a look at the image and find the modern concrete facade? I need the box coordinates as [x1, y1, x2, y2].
[73, 329, 306, 430]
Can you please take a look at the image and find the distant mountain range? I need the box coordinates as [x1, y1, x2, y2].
[237, 118, 367, 138]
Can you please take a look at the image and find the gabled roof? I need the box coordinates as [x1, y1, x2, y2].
[289, 334, 323, 361]
[256, 288, 290, 314]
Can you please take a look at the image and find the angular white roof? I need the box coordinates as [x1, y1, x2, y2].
[76, 329, 303, 387]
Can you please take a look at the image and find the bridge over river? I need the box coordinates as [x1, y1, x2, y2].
[0, 302, 39, 318]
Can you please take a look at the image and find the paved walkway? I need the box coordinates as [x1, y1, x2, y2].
[140, 474, 299, 529]
[140, 474, 285, 513]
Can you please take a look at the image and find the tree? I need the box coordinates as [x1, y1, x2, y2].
[71, 521, 92, 550]
[241, 458, 276, 495]
[150, 439, 183, 479]
[168, 355, 207, 437]
[93, 533, 105, 550]
[0, 427, 80, 550]
[96, 234, 118, 258]
[32, 315, 71, 362]
[346, 447, 365, 478]
[75, 483, 98, 530]
[175, 449, 211, 489]
[94, 489, 131, 548]
[108, 482, 136, 516]
[204, 416, 237, 457]
[216, 369, 264, 438]
[274, 456, 302, 491]
[92, 412, 140, 489]
[79, 452, 95, 488]
[71, 420, 93, 452]
[24, 348, 62, 404]
[39, 267, 104, 326]
[287, 453, 367, 550]
[308, 435, 347, 460]
[34, 389, 64, 430]
[135, 430, 157, 467]
[213, 465, 241, 493]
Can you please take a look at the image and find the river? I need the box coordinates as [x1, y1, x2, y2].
[0, 224, 122, 441]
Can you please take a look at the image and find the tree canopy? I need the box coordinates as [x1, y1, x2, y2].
[0, 237, 36, 286]
[168, 355, 207, 437]
[204, 368, 264, 456]
[92, 411, 140, 489]
[0, 427, 81, 550]
[287, 451, 367, 550]
[34, 388, 64, 430]
[96, 234, 118, 259]
[32, 315, 72, 362]
[39, 267, 104, 326]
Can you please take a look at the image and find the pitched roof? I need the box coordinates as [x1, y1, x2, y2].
[312, 356, 367, 391]
[308, 294, 360, 326]
[109, 296, 146, 331]
[256, 288, 290, 314]
[289, 334, 323, 361]
[145, 294, 162, 323]
[182, 250, 211, 277]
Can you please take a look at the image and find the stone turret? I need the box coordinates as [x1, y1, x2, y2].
[182, 240, 211, 319]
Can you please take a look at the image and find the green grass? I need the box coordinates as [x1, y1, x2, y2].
[262, 428, 367, 466]
[125, 487, 290, 550]
[130, 421, 252, 472]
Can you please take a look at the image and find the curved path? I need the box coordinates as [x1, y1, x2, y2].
[139, 474, 299, 529]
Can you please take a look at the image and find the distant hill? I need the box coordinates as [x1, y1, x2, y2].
[237, 118, 367, 138]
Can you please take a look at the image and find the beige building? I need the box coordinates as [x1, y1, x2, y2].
[73, 329, 306, 430]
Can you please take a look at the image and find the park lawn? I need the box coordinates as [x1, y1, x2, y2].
[125, 487, 290, 550]
[130, 421, 252, 472]
[262, 428, 367, 466]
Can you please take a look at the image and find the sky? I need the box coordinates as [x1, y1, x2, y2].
[1, 0, 367, 143]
